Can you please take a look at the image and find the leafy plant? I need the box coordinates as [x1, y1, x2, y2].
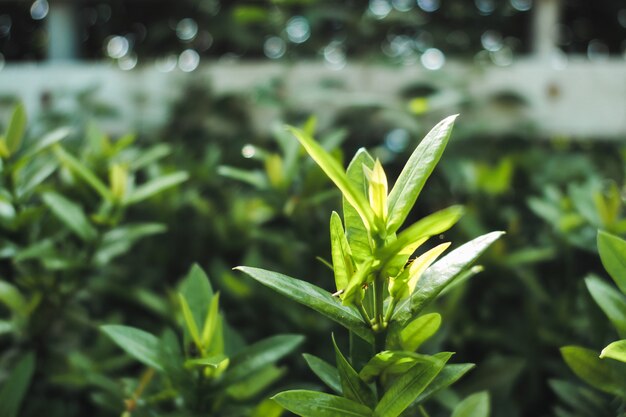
[237, 115, 503, 416]
[560, 230, 626, 414]
[101, 264, 303, 416]
[0, 104, 188, 415]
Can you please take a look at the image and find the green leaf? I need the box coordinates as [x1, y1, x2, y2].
[101, 325, 163, 371]
[272, 390, 373, 417]
[179, 293, 203, 349]
[95, 223, 166, 265]
[303, 353, 342, 394]
[332, 335, 376, 408]
[600, 339, 626, 363]
[42, 192, 97, 242]
[201, 292, 221, 351]
[287, 126, 375, 231]
[235, 266, 372, 342]
[24, 127, 71, 157]
[0, 352, 35, 417]
[359, 351, 425, 383]
[412, 363, 475, 405]
[343, 148, 375, 264]
[179, 264, 214, 336]
[400, 313, 442, 352]
[0, 280, 26, 315]
[394, 232, 504, 324]
[227, 364, 286, 400]
[53, 145, 113, 201]
[374, 354, 448, 417]
[218, 166, 269, 189]
[451, 391, 490, 417]
[585, 275, 626, 337]
[5, 103, 27, 155]
[597, 230, 626, 294]
[386, 115, 458, 234]
[330, 211, 354, 291]
[124, 171, 189, 205]
[561, 345, 626, 398]
[222, 334, 304, 385]
[185, 354, 228, 368]
[380, 205, 464, 267]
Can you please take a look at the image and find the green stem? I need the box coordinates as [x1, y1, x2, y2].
[356, 302, 371, 326]
[373, 274, 384, 331]
[383, 298, 398, 325]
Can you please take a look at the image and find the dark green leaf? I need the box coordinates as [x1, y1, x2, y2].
[333, 335, 376, 408]
[42, 192, 97, 242]
[561, 345, 626, 398]
[412, 363, 475, 405]
[451, 391, 490, 417]
[222, 334, 303, 384]
[101, 325, 163, 371]
[386, 115, 457, 234]
[235, 266, 372, 342]
[303, 353, 342, 394]
[226, 364, 286, 400]
[393, 232, 504, 325]
[586, 275, 626, 337]
[95, 223, 166, 265]
[272, 390, 374, 417]
[0, 352, 35, 417]
[374, 354, 447, 417]
[598, 230, 626, 294]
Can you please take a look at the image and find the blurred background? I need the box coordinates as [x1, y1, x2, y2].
[0, 0, 625, 416]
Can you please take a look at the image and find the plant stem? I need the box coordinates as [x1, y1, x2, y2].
[356, 302, 371, 325]
[383, 298, 398, 325]
[373, 274, 385, 331]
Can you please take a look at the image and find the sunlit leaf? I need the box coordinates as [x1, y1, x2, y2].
[600, 339, 626, 363]
[5, 103, 27, 155]
[386, 115, 458, 234]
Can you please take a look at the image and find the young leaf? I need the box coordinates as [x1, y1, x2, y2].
[330, 211, 354, 291]
[222, 334, 304, 385]
[393, 231, 504, 325]
[379, 206, 464, 266]
[272, 390, 374, 417]
[42, 192, 97, 242]
[344, 148, 375, 264]
[600, 339, 626, 363]
[365, 159, 388, 227]
[332, 335, 376, 408]
[201, 292, 221, 350]
[374, 354, 448, 417]
[303, 353, 342, 394]
[235, 266, 373, 342]
[561, 345, 626, 398]
[0, 352, 35, 417]
[5, 103, 27, 155]
[451, 391, 490, 417]
[179, 264, 214, 332]
[179, 293, 202, 349]
[101, 325, 163, 371]
[342, 259, 375, 306]
[386, 115, 458, 234]
[400, 312, 442, 352]
[185, 354, 228, 368]
[287, 126, 375, 231]
[406, 243, 451, 294]
[124, 171, 189, 205]
[359, 351, 427, 383]
[53, 145, 114, 201]
[597, 230, 626, 294]
[585, 275, 626, 337]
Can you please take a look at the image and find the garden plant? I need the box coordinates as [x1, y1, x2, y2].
[238, 115, 503, 416]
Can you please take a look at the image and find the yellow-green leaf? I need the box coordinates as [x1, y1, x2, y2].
[330, 211, 354, 291]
